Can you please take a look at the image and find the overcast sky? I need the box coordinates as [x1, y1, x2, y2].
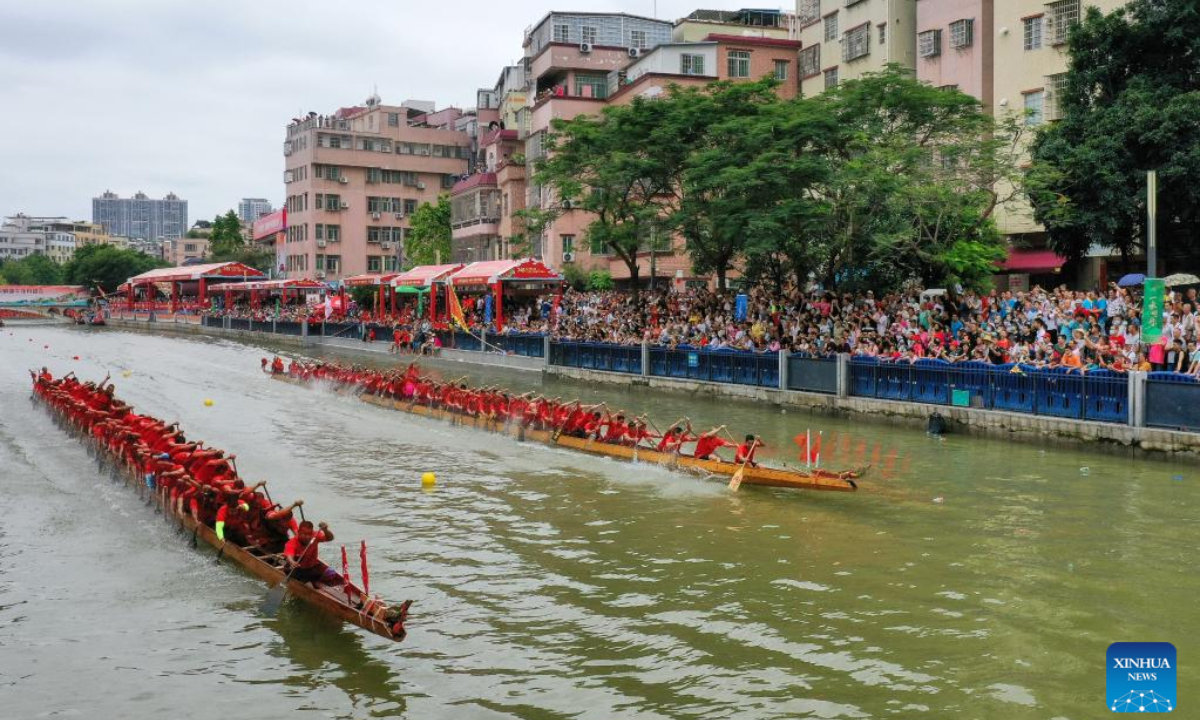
[0, 0, 765, 224]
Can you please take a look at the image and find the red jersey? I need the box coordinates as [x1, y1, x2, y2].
[285, 530, 328, 569]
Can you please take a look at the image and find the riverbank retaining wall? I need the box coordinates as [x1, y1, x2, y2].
[102, 316, 1200, 457]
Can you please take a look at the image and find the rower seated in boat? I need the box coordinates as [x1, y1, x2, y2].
[693, 426, 736, 461]
[284, 520, 343, 588]
[734, 435, 763, 467]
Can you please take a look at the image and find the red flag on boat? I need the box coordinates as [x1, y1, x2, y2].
[341, 545, 351, 600]
[360, 540, 370, 597]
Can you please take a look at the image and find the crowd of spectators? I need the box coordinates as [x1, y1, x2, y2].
[189, 281, 1200, 375]
[501, 283, 1200, 375]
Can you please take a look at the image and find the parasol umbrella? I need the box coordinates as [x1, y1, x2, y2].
[1163, 273, 1200, 287]
[1117, 273, 1145, 287]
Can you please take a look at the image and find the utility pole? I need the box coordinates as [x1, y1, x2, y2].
[1146, 170, 1157, 276]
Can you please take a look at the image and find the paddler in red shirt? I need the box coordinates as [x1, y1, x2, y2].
[693, 426, 736, 461]
[284, 520, 342, 587]
[734, 435, 764, 467]
[601, 412, 629, 444]
[626, 418, 658, 447]
[657, 422, 694, 454]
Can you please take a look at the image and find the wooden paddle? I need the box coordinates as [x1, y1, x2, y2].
[262, 537, 315, 616]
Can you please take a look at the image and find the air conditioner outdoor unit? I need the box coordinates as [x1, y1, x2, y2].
[316, 271, 326, 279]
[340, 201, 349, 209]
[580, 42, 593, 53]
[417, 181, 426, 190]
[338, 177, 348, 184]
[317, 240, 327, 248]
[628, 47, 641, 58]
[394, 212, 404, 220]
[371, 212, 381, 220]
[382, 242, 393, 250]
[563, 251, 575, 263]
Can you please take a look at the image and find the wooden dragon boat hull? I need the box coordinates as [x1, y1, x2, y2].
[34, 391, 408, 642]
[275, 374, 859, 493]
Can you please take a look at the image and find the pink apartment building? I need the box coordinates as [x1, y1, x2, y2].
[276, 96, 469, 281]
[453, 10, 804, 288]
[915, 0, 995, 114]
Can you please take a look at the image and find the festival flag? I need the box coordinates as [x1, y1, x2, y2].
[323, 295, 333, 320]
[447, 284, 468, 331]
[360, 540, 370, 597]
[341, 545, 351, 600]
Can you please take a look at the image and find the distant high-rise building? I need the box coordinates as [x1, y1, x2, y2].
[92, 190, 188, 240]
[237, 198, 274, 222]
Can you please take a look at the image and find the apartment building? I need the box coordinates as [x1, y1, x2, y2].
[673, 8, 798, 42]
[92, 190, 188, 240]
[796, 0, 917, 96]
[915, 0, 994, 113]
[237, 198, 274, 222]
[0, 215, 46, 260]
[161, 236, 210, 266]
[990, 0, 1126, 245]
[278, 95, 470, 280]
[520, 12, 675, 274]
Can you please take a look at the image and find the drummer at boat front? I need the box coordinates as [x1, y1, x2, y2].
[284, 520, 344, 588]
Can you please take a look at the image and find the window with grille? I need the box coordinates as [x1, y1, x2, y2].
[727, 50, 751, 78]
[950, 19, 974, 48]
[774, 59, 790, 81]
[798, 0, 821, 25]
[1023, 90, 1044, 126]
[843, 23, 870, 62]
[799, 45, 821, 78]
[553, 24, 570, 42]
[582, 26, 597, 45]
[824, 66, 838, 90]
[367, 256, 381, 273]
[1044, 72, 1069, 121]
[878, 22, 887, 45]
[680, 53, 705, 75]
[939, 84, 959, 92]
[918, 29, 942, 58]
[1046, 0, 1081, 45]
[630, 29, 647, 49]
[824, 14, 838, 42]
[574, 74, 607, 99]
[1023, 16, 1043, 50]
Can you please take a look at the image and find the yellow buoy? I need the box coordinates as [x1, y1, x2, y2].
[204, 399, 214, 407]
[421, 472, 436, 487]
[122, 371, 132, 378]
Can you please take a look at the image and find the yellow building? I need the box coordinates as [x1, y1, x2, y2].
[71, 221, 111, 247]
[991, 0, 1127, 245]
[796, 0, 917, 96]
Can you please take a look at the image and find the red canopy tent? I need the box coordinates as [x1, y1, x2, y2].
[344, 273, 404, 316]
[119, 262, 265, 312]
[206, 278, 327, 312]
[391, 263, 464, 321]
[447, 259, 563, 330]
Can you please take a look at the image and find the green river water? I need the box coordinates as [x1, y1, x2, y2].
[0, 325, 1195, 719]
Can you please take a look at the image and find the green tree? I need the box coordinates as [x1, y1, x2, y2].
[1030, 0, 1200, 263]
[676, 81, 833, 290]
[534, 92, 701, 305]
[586, 270, 614, 291]
[405, 196, 452, 267]
[809, 68, 1017, 291]
[0, 253, 64, 285]
[208, 210, 245, 257]
[62, 244, 168, 294]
